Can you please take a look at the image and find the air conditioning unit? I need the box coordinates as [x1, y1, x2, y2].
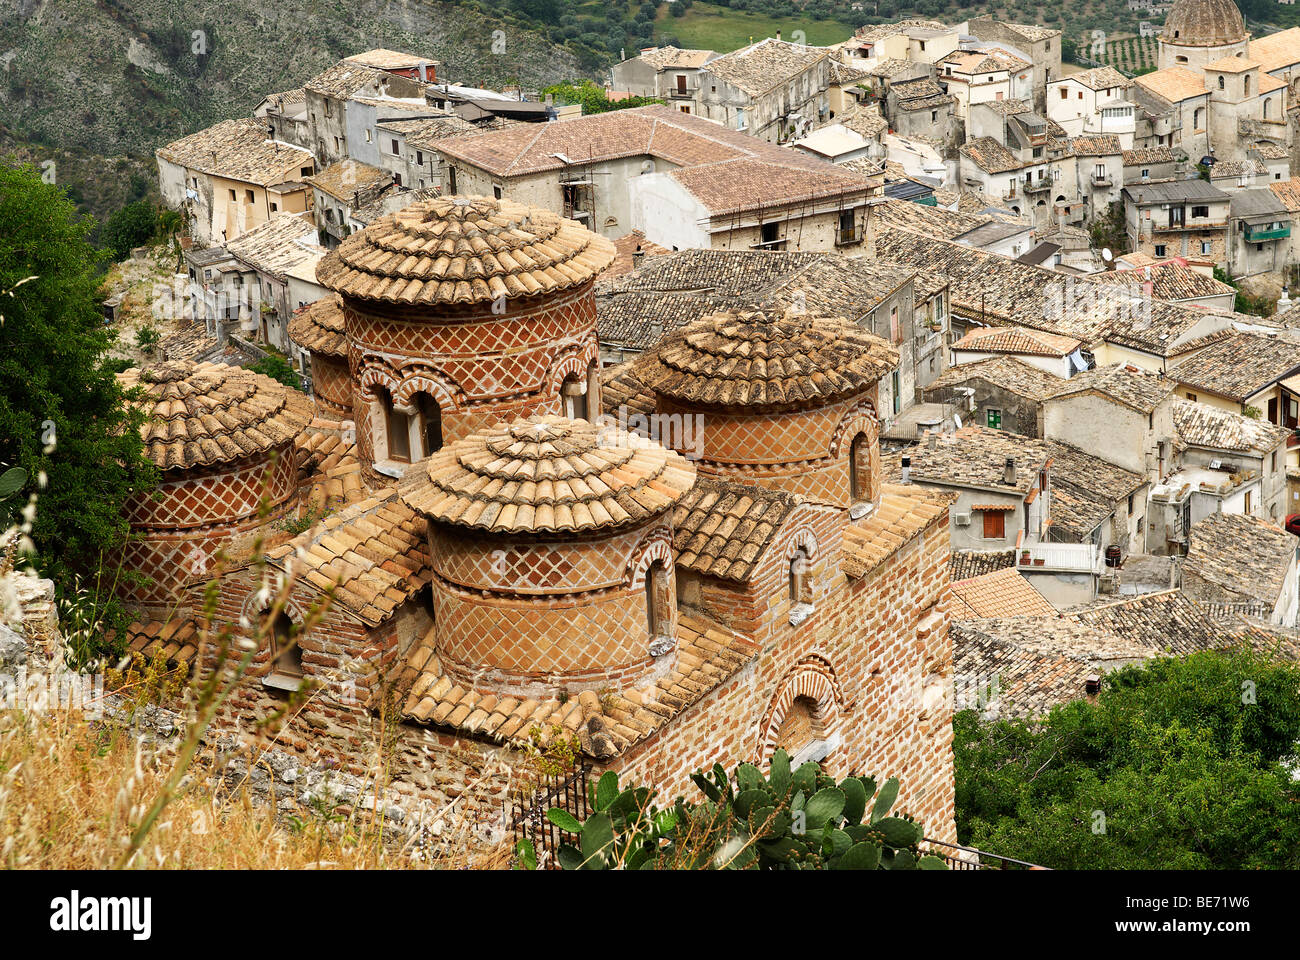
[954, 512, 972, 526]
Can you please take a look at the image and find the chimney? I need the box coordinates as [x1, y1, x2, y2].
[776, 30, 782, 41]
[1003, 457, 1017, 485]
[901, 455, 911, 484]
[632, 243, 645, 269]
[1085, 675, 1101, 696]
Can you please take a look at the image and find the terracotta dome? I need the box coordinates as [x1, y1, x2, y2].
[1161, 0, 1247, 45]
[315, 195, 617, 306]
[119, 361, 313, 471]
[649, 309, 899, 410]
[288, 294, 346, 358]
[398, 415, 696, 535]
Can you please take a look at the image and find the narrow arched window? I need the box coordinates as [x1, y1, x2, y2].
[849, 433, 871, 503]
[645, 560, 669, 641]
[379, 387, 410, 462]
[416, 392, 442, 458]
[267, 610, 302, 678]
[561, 373, 588, 421]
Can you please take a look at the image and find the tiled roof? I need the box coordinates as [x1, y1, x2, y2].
[951, 550, 1016, 580]
[1172, 398, 1291, 454]
[873, 196, 1003, 241]
[960, 136, 1022, 174]
[1090, 262, 1235, 302]
[224, 213, 324, 283]
[434, 105, 875, 216]
[896, 426, 1052, 496]
[1166, 331, 1300, 401]
[1135, 66, 1208, 103]
[999, 21, 1061, 42]
[1070, 589, 1233, 656]
[119, 361, 313, 471]
[308, 160, 392, 201]
[951, 566, 1056, 618]
[600, 357, 658, 420]
[156, 118, 313, 185]
[951, 325, 1081, 357]
[1123, 146, 1176, 165]
[638, 47, 717, 70]
[266, 490, 431, 627]
[345, 48, 437, 70]
[703, 38, 826, 97]
[1069, 66, 1133, 91]
[1071, 134, 1122, 157]
[108, 619, 201, 669]
[605, 231, 670, 279]
[1047, 362, 1175, 414]
[288, 295, 347, 358]
[672, 479, 800, 581]
[1161, 0, 1247, 45]
[892, 76, 946, 100]
[953, 618, 1152, 718]
[940, 48, 1030, 74]
[1043, 439, 1146, 537]
[397, 416, 697, 535]
[1247, 26, 1300, 74]
[398, 615, 757, 759]
[294, 423, 366, 509]
[303, 61, 387, 99]
[1205, 54, 1259, 72]
[840, 484, 954, 579]
[1252, 142, 1290, 162]
[837, 104, 890, 140]
[649, 309, 898, 410]
[927, 355, 1066, 401]
[316, 195, 616, 306]
[1184, 512, 1297, 607]
[376, 114, 480, 148]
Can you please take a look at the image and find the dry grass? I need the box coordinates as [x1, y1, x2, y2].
[0, 691, 514, 869]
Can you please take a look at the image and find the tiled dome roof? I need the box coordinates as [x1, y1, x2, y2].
[1161, 0, 1247, 45]
[119, 361, 313, 471]
[398, 415, 697, 535]
[649, 309, 899, 409]
[316, 195, 616, 306]
[288, 294, 346, 357]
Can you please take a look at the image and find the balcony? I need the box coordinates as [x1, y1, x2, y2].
[835, 226, 861, 246]
[1245, 224, 1291, 242]
[1151, 219, 1227, 233]
[1090, 173, 1113, 188]
[1018, 541, 1102, 575]
[1024, 178, 1052, 194]
[668, 85, 698, 99]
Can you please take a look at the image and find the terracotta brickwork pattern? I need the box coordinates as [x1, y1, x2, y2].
[311, 353, 353, 418]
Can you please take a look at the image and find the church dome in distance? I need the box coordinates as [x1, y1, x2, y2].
[1161, 0, 1247, 46]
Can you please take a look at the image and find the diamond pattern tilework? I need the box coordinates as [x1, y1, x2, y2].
[126, 451, 297, 529]
[310, 354, 353, 415]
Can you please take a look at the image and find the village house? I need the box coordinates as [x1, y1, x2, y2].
[695, 38, 832, 143]
[923, 355, 1066, 436]
[1131, 68, 1212, 158]
[1123, 146, 1180, 184]
[433, 105, 880, 252]
[117, 195, 964, 844]
[938, 48, 1035, 122]
[1166, 330, 1300, 425]
[959, 17, 1063, 110]
[1122, 178, 1232, 263]
[950, 566, 1056, 618]
[222, 212, 330, 354]
[302, 58, 434, 168]
[836, 19, 960, 67]
[256, 88, 312, 151]
[885, 76, 960, 148]
[610, 47, 720, 116]
[958, 135, 1051, 223]
[949, 325, 1085, 378]
[593, 247, 949, 418]
[1072, 135, 1126, 220]
[1041, 438, 1151, 569]
[308, 160, 395, 249]
[156, 118, 316, 246]
[1180, 511, 1300, 625]
[1226, 187, 1293, 277]
[1047, 67, 1137, 147]
[1091, 256, 1237, 311]
[1267, 175, 1300, 265]
[1043, 362, 1179, 483]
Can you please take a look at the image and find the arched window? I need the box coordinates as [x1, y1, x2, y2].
[849, 433, 871, 503]
[415, 392, 442, 459]
[645, 560, 670, 644]
[776, 695, 831, 766]
[789, 551, 806, 605]
[1219, 75, 1225, 90]
[561, 372, 588, 421]
[379, 386, 410, 463]
[1244, 75, 1250, 95]
[1264, 98, 1272, 118]
[266, 609, 302, 680]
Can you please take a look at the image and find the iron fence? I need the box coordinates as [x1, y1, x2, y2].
[922, 837, 1050, 870]
[508, 759, 592, 870]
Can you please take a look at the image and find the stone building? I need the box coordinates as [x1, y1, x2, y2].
[115, 361, 312, 617]
[1157, 0, 1251, 71]
[923, 355, 1066, 436]
[694, 38, 831, 143]
[123, 194, 962, 844]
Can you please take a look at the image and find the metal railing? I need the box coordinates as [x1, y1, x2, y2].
[508, 759, 592, 870]
[923, 838, 1050, 870]
[1019, 540, 1101, 574]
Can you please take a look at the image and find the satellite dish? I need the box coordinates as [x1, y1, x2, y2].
[1102, 247, 1113, 262]
[953, 414, 962, 429]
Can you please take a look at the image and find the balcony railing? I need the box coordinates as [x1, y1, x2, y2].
[668, 86, 698, 99]
[1024, 178, 1052, 194]
[751, 238, 787, 251]
[922, 838, 1050, 870]
[1018, 541, 1101, 574]
[1091, 174, 1113, 187]
[1245, 225, 1291, 242]
[835, 227, 861, 246]
[1152, 219, 1227, 233]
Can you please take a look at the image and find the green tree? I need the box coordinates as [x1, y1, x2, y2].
[98, 199, 161, 262]
[542, 80, 662, 113]
[249, 353, 301, 390]
[955, 648, 1300, 869]
[0, 160, 157, 586]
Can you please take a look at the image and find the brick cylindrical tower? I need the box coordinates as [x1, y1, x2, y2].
[647, 309, 898, 509]
[288, 295, 351, 420]
[398, 415, 696, 696]
[316, 196, 616, 488]
[117, 361, 312, 617]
